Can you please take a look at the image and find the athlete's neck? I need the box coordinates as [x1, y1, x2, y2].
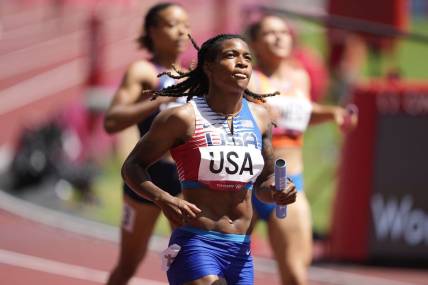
[258, 57, 293, 78]
[151, 53, 180, 70]
[205, 89, 243, 117]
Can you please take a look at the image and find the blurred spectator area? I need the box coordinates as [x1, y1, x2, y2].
[0, 0, 141, 149]
[0, 0, 271, 159]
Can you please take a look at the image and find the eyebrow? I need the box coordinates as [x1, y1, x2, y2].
[222, 48, 250, 54]
[159, 18, 188, 25]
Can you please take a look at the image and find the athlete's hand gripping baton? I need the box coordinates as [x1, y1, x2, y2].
[275, 158, 287, 219]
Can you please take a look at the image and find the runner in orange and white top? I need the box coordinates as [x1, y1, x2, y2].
[246, 15, 357, 285]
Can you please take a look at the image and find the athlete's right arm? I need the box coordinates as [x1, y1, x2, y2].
[104, 61, 173, 133]
[251, 103, 297, 205]
[121, 104, 201, 225]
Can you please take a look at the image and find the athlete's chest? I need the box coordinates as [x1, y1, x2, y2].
[264, 77, 312, 132]
[192, 99, 264, 188]
[200, 116, 261, 148]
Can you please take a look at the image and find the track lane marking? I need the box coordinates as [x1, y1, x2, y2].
[0, 189, 424, 285]
[0, 248, 167, 285]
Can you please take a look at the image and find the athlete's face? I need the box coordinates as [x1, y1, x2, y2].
[149, 5, 190, 55]
[205, 38, 253, 92]
[252, 16, 293, 60]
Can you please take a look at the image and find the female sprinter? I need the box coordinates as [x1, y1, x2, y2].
[122, 34, 297, 285]
[103, 3, 190, 284]
[247, 15, 357, 285]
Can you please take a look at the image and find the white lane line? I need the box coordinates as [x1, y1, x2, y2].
[0, 6, 51, 29]
[0, 59, 85, 116]
[0, 36, 137, 117]
[0, 192, 423, 285]
[0, 190, 169, 251]
[0, 248, 167, 285]
[0, 13, 140, 79]
[1, 10, 87, 41]
[0, 31, 84, 79]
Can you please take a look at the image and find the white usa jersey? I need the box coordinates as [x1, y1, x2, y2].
[171, 96, 264, 191]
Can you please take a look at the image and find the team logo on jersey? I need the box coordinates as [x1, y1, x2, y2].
[205, 132, 260, 149]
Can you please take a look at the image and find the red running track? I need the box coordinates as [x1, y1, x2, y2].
[0, 208, 280, 284]
[1, 200, 428, 285]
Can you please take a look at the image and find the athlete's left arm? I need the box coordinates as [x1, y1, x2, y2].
[310, 103, 347, 125]
[250, 103, 297, 205]
[302, 69, 356, 127]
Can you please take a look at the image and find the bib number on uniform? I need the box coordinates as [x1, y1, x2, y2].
[198, 146, 264, 183]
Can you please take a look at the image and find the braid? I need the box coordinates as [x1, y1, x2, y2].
[244, 89, 279, 103]
[146, 33, 279, 102]
[156, 70, 183, 80]
[187, 34, 200, 51]
[171, 64, 187, 76]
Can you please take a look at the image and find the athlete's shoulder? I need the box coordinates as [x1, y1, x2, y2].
[128, 59, 157, 74]
[152, 101, 195, 141]
[289, 61, 311, 97]
[156, 101, 194, 126]
[125, 60, 158, 86]
[289, 59, 310, 81]
[248, 101, 270, 134]
[248, 101, 269, 118]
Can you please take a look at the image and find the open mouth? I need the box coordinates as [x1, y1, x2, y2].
[232, 72, 248, 79]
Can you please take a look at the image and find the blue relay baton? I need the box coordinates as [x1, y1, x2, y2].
[275, 158, 287, 219]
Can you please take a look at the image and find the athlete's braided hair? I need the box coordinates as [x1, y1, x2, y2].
[148, 34, 279, 102]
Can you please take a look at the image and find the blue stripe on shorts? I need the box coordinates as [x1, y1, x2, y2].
[167, 227, 254, 285]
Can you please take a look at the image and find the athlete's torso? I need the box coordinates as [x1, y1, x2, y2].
[138, 63, 187, 136]
[171, 96, 265, 234]
[251, 69, 312, 148]
[171, 96, 264, 192]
